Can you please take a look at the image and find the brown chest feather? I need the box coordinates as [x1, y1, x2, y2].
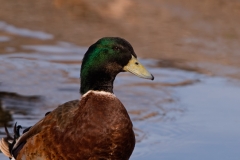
[16, 91, 135, 160]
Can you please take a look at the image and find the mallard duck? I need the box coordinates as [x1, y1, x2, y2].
[0, 37, 154, 160]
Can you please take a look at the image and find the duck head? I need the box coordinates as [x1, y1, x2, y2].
[80, 37, 154, 95]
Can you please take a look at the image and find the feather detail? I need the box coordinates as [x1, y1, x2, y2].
[0, 137, 12, 158]
[0, 125, 14, 158]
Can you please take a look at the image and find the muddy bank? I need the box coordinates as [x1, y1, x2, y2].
[0, 0, 239, 79]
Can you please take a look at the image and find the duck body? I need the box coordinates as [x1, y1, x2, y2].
[0, 37, 153, 160]
[16, 91, 135, 160]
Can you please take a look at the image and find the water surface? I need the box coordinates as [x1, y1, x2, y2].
[0, 22, 240, 160]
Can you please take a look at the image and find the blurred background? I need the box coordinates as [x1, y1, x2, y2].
[0, 0, 240, 160]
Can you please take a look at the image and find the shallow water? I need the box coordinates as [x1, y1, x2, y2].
[0, 21, 240, 160]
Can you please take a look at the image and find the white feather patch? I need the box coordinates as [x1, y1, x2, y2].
[82, 90, 115, 98]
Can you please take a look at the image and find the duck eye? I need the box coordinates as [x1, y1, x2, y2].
[113, 46, 120, 51]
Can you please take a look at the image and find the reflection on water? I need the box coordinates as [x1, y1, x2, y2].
[0, 22, 240, 160]
[0, 21, 53, 40]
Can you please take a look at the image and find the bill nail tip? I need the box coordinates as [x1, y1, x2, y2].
[151, 74, 154, 80]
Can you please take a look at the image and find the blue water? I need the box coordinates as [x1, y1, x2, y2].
[0, 21, 240, 160]
[131, 77, 240, 160]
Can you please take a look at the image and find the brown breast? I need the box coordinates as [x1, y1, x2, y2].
[17, 91, 135, 160]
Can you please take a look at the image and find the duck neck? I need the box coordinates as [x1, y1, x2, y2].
[80, 71, 116, 95]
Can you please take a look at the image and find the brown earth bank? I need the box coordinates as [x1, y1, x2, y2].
[0, 0, 240, 79]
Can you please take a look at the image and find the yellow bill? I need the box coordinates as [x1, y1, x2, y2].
[123, 55, 154, 80]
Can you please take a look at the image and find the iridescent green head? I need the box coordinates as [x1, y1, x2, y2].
[80, 37, 154, 95]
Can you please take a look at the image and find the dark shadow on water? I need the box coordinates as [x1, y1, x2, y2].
[0, 91, 43, 127]
[0, 100, 12, 127]
[0, 91, 41, 101]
